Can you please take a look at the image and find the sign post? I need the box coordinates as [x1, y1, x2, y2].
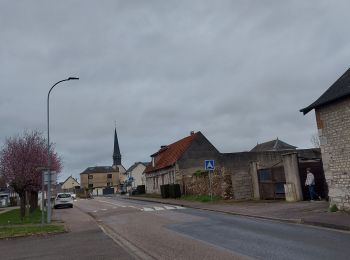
[205, 160, 215, 201]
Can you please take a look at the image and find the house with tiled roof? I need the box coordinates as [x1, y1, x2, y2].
[144, 131, 220, 194]
[300, 68, 350, 210]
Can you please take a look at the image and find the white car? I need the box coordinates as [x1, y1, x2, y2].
[70, 193, 77, 200]
[54, 193, 73, 209]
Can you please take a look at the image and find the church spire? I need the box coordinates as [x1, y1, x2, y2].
[113, 127, 121, 166]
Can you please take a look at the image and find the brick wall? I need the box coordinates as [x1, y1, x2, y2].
[316, 97, 350, 210]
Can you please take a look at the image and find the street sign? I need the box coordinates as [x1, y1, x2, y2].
[205, 160, 215, 170]
[44, 171, 57, 184]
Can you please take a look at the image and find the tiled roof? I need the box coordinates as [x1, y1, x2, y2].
[80, 166, 115, 174]
[144, 132, 198, 173]
[300, 68, 350, 114]
[250, 139, 296, 152]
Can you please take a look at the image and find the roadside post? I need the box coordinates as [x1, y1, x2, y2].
[204, 160, 215, 201]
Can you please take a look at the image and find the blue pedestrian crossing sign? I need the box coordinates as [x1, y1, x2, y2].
[205, 160, 215, 170]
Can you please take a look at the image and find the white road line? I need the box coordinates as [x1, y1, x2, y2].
[164, 206, 176, 210]
[174, 206, 185, 209]
[101, 209, 107, 211]
[93, 210, 98, 213]
[142, 207, 154, 211]
[153, 206, 165, 211]
[128, 205, 138, 209]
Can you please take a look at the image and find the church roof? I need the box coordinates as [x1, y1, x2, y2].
[300, 68, 350, 114]
[250, 138, 297, 152]
[113, 127, 122, 165]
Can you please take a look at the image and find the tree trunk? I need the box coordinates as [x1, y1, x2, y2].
[29, 191, 38, 212]
[19, 192, 26, 221]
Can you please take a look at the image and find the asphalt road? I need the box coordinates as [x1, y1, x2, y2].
[75, 195, 350, 260]
[1, 196, 349, 260]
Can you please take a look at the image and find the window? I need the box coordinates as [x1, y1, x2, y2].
[57, 193, 71, 198]
[88, 184, 93, 188]
[107, 182, 113, 187]
[88, 175, 93, 179]
[107, 174, 112, 179]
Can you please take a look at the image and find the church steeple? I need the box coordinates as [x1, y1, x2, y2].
[113, 127, 121, 166]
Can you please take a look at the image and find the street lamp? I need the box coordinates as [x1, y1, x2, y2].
[47, 77, 79, 223]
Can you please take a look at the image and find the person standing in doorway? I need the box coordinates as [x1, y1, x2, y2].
[305, 168, 321, 201]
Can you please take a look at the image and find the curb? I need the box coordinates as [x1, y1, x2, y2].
[123, 196, 349, 232]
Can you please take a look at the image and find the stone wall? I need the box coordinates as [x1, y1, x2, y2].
[182, 169, 233, 199]
[316, 97, 350, 210]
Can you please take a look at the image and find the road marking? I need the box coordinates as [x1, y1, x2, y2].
[93, 210, 98, 213]
[101, 209, 107, 211]
[164, 206, 176, 210]
[153, 206, 165, 211]
[96, 199, 126, 208]
[174, 206, 185, 209]
[141, 207, 154, 211]
[128, 205, 137, 209]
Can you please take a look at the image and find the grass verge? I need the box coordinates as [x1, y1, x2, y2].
[0, 224, 65, 238]
[0, 208, 65, 238]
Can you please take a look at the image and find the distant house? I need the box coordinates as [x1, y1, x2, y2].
[301, 68, 350, 210]
[80, 166, 124, 196]
[60, 176, 80, 193]
[144, 131, 220, 194]
[126, 162, 149, 188]
[250, 138, 297, 152]
[79, 127, 126, 196]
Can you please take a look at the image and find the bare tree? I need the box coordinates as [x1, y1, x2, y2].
[0, 131, 62, 219]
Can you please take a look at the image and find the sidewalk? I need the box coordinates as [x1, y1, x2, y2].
[0, 206, 19, 215]
[125, 196, 350, 231]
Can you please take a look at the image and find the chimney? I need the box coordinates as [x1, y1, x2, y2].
[160, 145, 167, 149]
[190, 131, 195, 136]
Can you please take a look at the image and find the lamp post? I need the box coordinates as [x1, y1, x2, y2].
[47, 77, 79, 223]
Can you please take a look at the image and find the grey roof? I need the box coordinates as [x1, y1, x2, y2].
[250, 139, 297, 152]
[126, 162, 149, 173]
[300, 68, 350, 114]
[80, 166, 115, 174]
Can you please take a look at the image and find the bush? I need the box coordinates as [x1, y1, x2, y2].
[329, 204, 339, 212]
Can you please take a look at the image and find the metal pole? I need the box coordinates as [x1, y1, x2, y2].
[47, 77, 79, 224]
[41, 170, 45, 225]
[209, 170, 213, 201]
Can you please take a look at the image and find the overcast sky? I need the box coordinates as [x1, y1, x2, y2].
[1, 1, 350, 182]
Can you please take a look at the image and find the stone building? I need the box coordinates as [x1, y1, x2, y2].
[144, 131, 220, 194]
[80, 127, 126, 195]
[144, 132, 323, 201]
[301, 68, 350, 210]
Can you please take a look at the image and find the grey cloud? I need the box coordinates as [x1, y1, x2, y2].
[1, 0, 350, 181]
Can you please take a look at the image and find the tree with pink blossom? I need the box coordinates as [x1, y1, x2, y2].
[0, 130, 62, 220]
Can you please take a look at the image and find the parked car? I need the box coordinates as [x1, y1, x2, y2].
[54, 193, 73, 209]
[70, 193, 77, 200]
